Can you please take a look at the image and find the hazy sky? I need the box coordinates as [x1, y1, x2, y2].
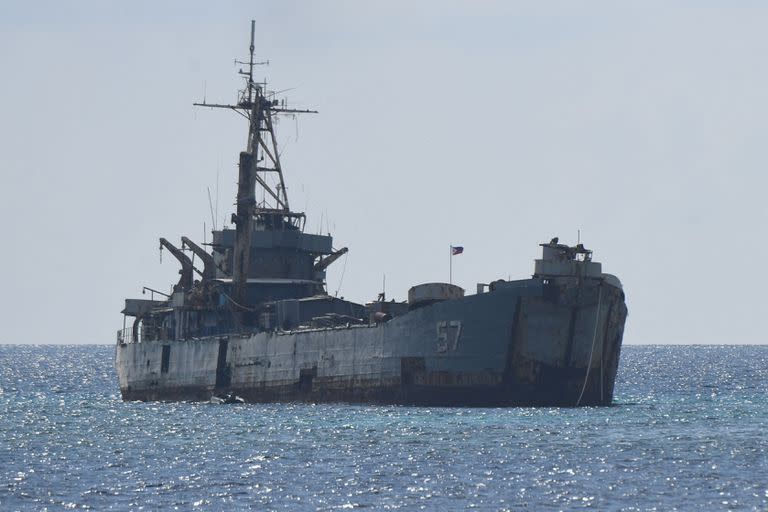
[2, 1, 767, 345]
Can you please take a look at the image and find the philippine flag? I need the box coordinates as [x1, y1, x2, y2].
[451, 246, 464, 256]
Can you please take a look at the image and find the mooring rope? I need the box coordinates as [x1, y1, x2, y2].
[575, 283, 603, 407]
[220, 290, 260, 312]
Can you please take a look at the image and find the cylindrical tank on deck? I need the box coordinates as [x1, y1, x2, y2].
[408, 283, 464, 307]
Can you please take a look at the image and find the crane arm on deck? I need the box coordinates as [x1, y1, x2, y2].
[159, 237, 197, 291]
[181, 236, 219, 280]
[314, 247, 348, 273]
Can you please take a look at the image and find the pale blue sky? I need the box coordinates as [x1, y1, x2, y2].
[1, 1, 767, 344]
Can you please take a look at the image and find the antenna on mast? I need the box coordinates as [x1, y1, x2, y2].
[249, 20, 254, 93]
[207, 187, 216, 231]
[378, 274, 386, 302]
[235, 20, 268, 104]
[247, 20, 255, 103]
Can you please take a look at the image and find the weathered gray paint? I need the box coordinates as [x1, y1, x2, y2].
[116, 276, 626, 406]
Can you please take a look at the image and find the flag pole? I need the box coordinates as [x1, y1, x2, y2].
[449, 245, 452, 284]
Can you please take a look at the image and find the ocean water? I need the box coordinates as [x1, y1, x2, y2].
[0, 345, 766, 511]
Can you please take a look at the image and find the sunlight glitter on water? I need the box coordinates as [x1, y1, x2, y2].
[0, 345, 766, 510]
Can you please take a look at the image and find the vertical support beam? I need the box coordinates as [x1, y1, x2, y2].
[232, 151, 256, 313]
[264, 113, 290, 210]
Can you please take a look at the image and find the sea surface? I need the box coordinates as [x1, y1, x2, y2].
[0, 345, 766, 511]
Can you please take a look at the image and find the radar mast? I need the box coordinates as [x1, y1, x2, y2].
[194, 20, 317, 310]
[194, 19, 317, 216]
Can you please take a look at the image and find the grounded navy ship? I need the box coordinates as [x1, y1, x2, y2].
[116, 22, 628, 406]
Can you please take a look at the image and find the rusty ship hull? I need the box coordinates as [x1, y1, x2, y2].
[116, 276, 626, 407]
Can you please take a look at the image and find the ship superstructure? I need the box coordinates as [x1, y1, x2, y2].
[121, 21, 353, 343]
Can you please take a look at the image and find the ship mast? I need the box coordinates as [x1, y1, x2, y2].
[194, 19, 317, 312]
